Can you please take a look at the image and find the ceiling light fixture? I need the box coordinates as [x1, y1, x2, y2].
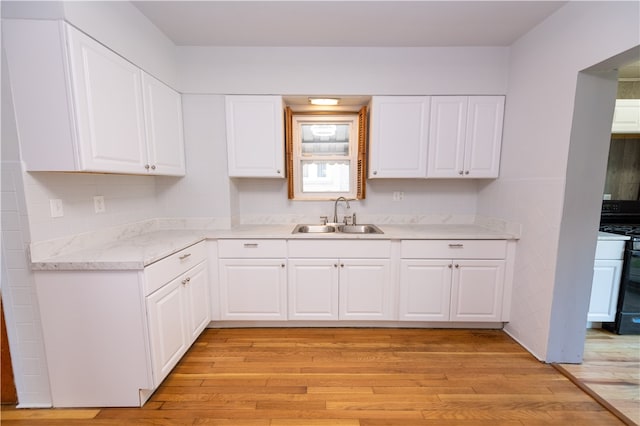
[309, 97, 340, 106]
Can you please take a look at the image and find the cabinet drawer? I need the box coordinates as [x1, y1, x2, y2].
[288, 240, 391, 258]
[401, 240, 507, 259]
[595, 240, 626, 260]
[144, 241, 207, 296]
[218, 239, 287, 258]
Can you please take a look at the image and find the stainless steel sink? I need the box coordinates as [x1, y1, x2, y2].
[292, 224, 383, 234]
[292, 224, 336, 234]
[337, 224, 384, 234]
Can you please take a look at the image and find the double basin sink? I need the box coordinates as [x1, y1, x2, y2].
[292, 224, 384, 234]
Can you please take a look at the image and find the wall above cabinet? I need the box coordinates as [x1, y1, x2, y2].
[3, 20, 185, 176]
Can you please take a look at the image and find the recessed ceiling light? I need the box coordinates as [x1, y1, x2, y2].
[309, 98, 340, 106]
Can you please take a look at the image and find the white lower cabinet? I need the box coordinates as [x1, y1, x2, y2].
[588, 260, 623, 322]
[218, 239, 288, 320]
[340, 259, 392, 320]
[449, 260, 505, 321]
[288, 259, 340, 320]
[146, 260, 209, 385]
[399, 240, 508, 322]
[588, 238, 626, 323]
[33, 241, 209, 407]
[288, 240, 393, 321]
[399, 260, 452, 321]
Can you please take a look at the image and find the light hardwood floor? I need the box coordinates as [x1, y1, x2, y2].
[556, 328, 640, 426]
[0, 328, 628, 425]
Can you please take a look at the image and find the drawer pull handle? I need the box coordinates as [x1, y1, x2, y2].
[179, 253, 192, 260]
[181, 277, 190, 285]
[244, 243, 259, 248]
[448, 244, 464, 248]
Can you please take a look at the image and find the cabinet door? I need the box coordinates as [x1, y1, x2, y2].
[288, 259, 339, 320]
[588, 259, 623, 322]
[146, 277, 187, 386]
[66, 25, 148, 173]
[612, 99, 640, 133]
[399, 260, 451, 321]
[339, 259, 392, 320]
[427, 96, 467, 178]
[225, 96, 284, 178]
[219, 259, 287, 320]
[183, 262, 211, 342]
[142, 73, 186, 176]
[463, 96, 504, 178]
[450, 260, 505, 321]
[368, 96, 430, 178]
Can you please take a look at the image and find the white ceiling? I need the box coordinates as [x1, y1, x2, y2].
[133, 1, 568, 47]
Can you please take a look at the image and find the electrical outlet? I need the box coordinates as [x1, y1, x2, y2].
[93, 196, 105, 213]
[393, 191, 404, 201]
[50, 199, 64, 218]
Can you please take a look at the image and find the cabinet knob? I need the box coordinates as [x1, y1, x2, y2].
[281, 264, 285, 268]
[464, 170, 469, 175]
[145, 164, 150, 170]
[455, 264, 460, 268]
[458, 170, 464, 175]
[276, 170, 281, 174]
[448, 264, 453, 269]
[334, 264, 338, 268]
[340, 264, 344, 268]
[373, 171, 378, 175]
[151, 165, 156, 170]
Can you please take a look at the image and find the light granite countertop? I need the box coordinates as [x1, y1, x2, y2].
[597, 231, 631, 241]
[31, 222, 520, 271]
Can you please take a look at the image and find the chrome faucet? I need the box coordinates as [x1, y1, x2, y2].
[333, 197, 350, 223]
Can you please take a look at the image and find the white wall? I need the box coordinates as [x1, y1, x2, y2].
[156, 94, 232, 224]
[1, 0, 178, 87]
[0, 1, 178, 406]
[1, 53, 52, 407]
[477, 1, 640, 361]
[177, 46, 509, 95]
[174, 46, 509, 222]
[0, 0, 181, 244]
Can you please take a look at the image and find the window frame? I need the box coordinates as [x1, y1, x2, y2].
[292, 114, 358, 200]
[286, 106, 368, 201]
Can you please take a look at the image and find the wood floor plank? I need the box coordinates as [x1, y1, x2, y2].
[1, 328, 628, 425]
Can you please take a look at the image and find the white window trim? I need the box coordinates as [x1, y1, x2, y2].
[292, 114, 359, 201]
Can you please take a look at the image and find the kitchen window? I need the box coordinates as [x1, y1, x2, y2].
[286, 107, 367, 200]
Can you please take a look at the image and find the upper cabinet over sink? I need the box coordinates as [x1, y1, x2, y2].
[427, 96, 504, 178]
[368, 96, 431, 178]
[3, 20, 185, 176]
[225, 95, 285, 178]
[368, 95, 504, 179]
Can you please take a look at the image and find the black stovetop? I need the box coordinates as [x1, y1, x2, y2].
[599, 201, 640, 240]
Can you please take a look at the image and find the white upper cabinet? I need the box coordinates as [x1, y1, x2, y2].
[427, 96, 504, 178]
[611, 99, 640, 133]
[2, 20, 185, 176]
[225, 95, 285, 178]
[67, 25, 148, 173]
[368, 96, 430, 178]
[142, 73, 186, 176]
